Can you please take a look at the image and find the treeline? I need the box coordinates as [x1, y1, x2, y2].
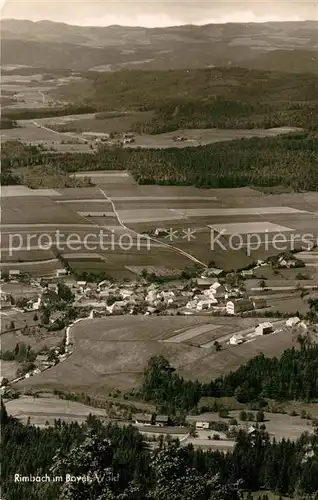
[131, 99, 318, 134]
[0, 118, 18, 129]
[0, 342, 37, 363]
[2, 133, 317, 191]
[2, 104, 97, 121]
[126, 133, 318, 190]
[141, 344, 318, 413]
[2, 401, 318, 499]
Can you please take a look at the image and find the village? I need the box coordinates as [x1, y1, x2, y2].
[1, 249, 317, 391]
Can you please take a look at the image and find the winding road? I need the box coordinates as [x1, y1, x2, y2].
[98, 187, 207, 268]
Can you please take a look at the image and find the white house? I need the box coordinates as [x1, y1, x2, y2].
[278, 256, 297, 268]
[77, 281, 87, 291]
[197, 299, 215, 311]
[210, 282, 226, 298]
[255, 322, 274, 336]
[9, 269, 20, 279]
[107, 301, 127, 314]
[286, 316, 301, 327]
[120, 289, 134, 299]
[195, 421, 210, 430]
[186, 300, 197, 309]
[229, 334, 244, 346]
[226, 298, 254, 315]
[56, 269, 68, 277]
[241, 269, 255, 278]
[202, 288, 219, 301]
[32, 296, 42, 310]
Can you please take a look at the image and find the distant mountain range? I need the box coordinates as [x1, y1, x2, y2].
[1, 19, 318, 72]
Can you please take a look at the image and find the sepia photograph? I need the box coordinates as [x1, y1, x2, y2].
[1, 1, 318, 499]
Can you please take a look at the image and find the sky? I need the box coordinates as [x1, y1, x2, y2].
[1, 0, 317, 27]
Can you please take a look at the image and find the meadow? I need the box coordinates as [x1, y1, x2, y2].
[17, 315, 294, 394]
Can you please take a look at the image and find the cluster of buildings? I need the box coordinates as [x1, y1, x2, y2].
[0, 268, 272, 319]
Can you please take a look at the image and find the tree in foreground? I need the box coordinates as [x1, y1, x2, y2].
[51, 430, 242, 500]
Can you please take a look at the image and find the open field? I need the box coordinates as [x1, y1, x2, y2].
[16, 316, 298, 394]
[187, 410, 317, 443]
[4, 395, 108, 426]
[1, 327, 64, 353]
[123, 127, 303, 149]
[1, 361, 20, 380]
[1, 177, 318, 277]
[32, 110, 155, 134]
[1, 121, 304, 151]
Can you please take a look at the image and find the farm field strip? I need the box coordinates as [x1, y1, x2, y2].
[171, 207, 308, 216]
[55, 199, 114, 203]
[0, 258, 59, 267]
[1, 223, 98, 228]
[162, 324, 222, 343]
[72, 172, 131, 178]
[5, 396, 108, 422]
[209, 222, 294, 234]
[77, 212, 115, 217]
[99, 187, 207, 267]
[1, 186, 61, 197]
[109, 196, 219, 201]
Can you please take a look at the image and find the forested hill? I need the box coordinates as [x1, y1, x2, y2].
[1, 19, 318, 72]
[52, 67, 318, 133]
[2, 400, 318, 500]
[141, 343, 318, 413]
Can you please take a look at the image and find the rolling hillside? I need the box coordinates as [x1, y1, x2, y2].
[1, 19, 318, 72]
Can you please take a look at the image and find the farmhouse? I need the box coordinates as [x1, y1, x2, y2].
[203, 287, 220, 300]
[9, 270, 20, 279]
[56, 269, 68, 277]
[255, 322, 274, 335]
[210, 282, 226, 298]
[186, 300, 197, 309]
[226, 298, 254, 315]
[196, 278, 219, 289]
[77, 281, 87, 291]
[133, 413, 154, 426]
[277, 256, 299, 268]
[195, 421, 210, 430]
[253, 298, 267, 310]
[107, 301, 127, 314]
[286, 316, 301, 327]
[203, 268, 225, 277]
[197, 299, 215, 311]
[155, 415, 170, 427]
[154, 228, 168, 237]
[229, 334, 244, 345]
[170, 296, 189, 308]
[32, 296, 42, 310]
[120, 289, 134, 299]
[241, 269, 255, 277]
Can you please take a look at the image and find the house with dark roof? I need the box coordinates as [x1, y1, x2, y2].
[133, 413, 154, 426]
[155, 415, 170, 427]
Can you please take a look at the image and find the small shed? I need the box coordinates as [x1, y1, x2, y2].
[255, 322, 274, 336]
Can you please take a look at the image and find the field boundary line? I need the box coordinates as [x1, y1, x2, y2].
[98, 187, 207, 268]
